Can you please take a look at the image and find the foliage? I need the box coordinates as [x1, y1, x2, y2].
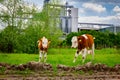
[26, 0, 63, 48]
[0, 0, 3, 2]
[0, 0, 63, 53]
[0, 0, 37, 53]
[0, 0, 36, 27]
[65, 30, 120, 49]
[0, 26, 18, 53]
[1, 0, 119, 53]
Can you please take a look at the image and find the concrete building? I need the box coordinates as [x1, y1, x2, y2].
[60, 3, 78, 33]
[44, 0, 78, 33]
[44, 0, 120, 34]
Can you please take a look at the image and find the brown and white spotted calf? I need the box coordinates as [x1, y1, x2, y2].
[71, 34, 95, 63]
[37, 37, 50, 62]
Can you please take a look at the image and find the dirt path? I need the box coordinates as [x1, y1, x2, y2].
[0, 72, 120, 80]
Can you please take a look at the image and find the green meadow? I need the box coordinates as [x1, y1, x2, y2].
[0, 48, 120, 68]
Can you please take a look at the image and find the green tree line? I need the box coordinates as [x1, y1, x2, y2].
[1, 28, 120, 53]
[64, 30, 120, 49]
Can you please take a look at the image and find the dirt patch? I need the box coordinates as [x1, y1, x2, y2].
[0, 72, 120, 80]
[0, 61, 53, 72]
[0, 61, 120, 79]
[57, 62, 120, 72]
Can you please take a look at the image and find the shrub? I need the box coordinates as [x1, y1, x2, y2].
[65, 30, 120, 49]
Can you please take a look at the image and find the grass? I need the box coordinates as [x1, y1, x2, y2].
[0, 48, 120, 68]
[48, 48, 120, 67]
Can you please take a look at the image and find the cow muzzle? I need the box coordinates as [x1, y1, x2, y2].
[71, 46, 76, 48]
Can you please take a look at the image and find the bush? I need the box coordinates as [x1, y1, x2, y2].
[0, 26, 18, 53]
[65, 30, 120, 49]
[1, 27, 120, 53]
[0, 24, 62, 53]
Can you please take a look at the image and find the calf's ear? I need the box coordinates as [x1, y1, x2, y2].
[37, 40, 39, 43]
[48, 40, 51, 44]
[77, 37, 82, 42]
[79, 39, 82, 42]
[37, 39, 42, 43]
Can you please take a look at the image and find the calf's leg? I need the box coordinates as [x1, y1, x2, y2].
[73, 50, 80, 63]
[82, 48, 87, 63]
[39, 51, 43, 62]
[44, 52, 47, 62]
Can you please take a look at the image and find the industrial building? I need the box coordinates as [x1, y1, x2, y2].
[44, 0, 78, 33]
[78, 22, 120, 34]
[44, 0, 120, 34]
[59, 2, 78, 33]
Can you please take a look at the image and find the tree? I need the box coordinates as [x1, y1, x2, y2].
[0, 0, 36, 29]
[0, 0, 38, 53]
[28, 0, 63, 47]
[0, 0, 3, 2]
[0, 0, 64, 53]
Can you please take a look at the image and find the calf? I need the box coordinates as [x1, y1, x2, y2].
[71, 34, 95, 63]
[37, 37, 50, 62]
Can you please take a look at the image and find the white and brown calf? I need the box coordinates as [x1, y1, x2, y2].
[37, 37, 50, 62]
[71, 34, 95, 63]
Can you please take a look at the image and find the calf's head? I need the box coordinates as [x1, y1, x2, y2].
[71, 36, 85, 49]
[38, 37, 50, 49]
[71, 36, 78, 48]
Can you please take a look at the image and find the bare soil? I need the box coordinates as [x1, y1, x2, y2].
[0, 61, 120, 80]
[0, 72, 120, 80]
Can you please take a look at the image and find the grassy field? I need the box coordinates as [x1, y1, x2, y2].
[0, 48, 120, 68]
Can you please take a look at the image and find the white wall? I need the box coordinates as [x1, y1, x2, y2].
[71, 8, 78, 32]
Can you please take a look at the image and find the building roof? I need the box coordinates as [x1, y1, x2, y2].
[78, 22, 114, 30]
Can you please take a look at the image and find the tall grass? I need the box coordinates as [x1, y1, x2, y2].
[0, 48, 120, 68]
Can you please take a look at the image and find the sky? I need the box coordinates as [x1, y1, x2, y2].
[67, 0, 120, 26]
[1, 0, 120, 27]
